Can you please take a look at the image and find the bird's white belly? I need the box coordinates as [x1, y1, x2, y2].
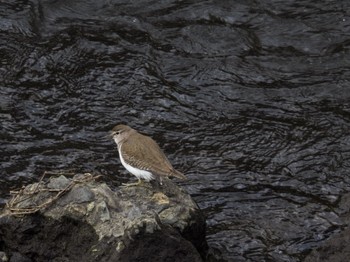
[118, 147, 154, 181]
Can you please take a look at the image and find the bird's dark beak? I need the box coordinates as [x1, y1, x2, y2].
[105, 132, 114, 139]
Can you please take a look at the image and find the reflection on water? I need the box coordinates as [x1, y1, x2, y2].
[1, 0, 350, 261]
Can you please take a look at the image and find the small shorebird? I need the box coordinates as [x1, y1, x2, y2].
[110, 124, 186, 186]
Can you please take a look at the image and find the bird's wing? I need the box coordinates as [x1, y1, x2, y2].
[121, 134, 174, 176]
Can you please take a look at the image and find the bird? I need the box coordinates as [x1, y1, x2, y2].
[110, 124, 186, 186]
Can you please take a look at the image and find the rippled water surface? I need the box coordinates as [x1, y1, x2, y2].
[1, 1, 350, 261]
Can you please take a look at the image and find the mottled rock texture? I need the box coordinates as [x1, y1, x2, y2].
[0, 174, 207, 262]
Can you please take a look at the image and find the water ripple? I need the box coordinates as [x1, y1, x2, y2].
[1, 1, 350, 261]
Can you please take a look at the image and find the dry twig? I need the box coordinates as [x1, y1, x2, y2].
[6, 172, 101, 216]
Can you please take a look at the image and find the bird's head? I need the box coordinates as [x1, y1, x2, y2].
[110, 124, 133, 145]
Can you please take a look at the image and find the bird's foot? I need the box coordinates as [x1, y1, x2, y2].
[121, 179, 145, 187]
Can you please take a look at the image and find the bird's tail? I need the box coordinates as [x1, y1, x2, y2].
[171, 169, 187, 180]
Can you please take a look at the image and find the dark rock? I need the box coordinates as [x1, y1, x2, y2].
[304, 192, 350, 262]
[0, 174, 207, 261]
[9, 252, 31, 262]
[304, 227, 350, 262]
[118, 224, 201, 262]
[0, 215, 97, 262]
[58, 186, 95, 206]
[47, 175, 70, 190]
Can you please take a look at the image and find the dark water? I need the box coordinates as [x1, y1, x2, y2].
[1, 0, 350, 261]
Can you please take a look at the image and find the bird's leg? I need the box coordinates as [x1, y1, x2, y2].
[152, 175, 163, 186]
[121, 178, 144, 187]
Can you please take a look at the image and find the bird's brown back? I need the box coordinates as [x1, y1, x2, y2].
[121, 131, 175, 177]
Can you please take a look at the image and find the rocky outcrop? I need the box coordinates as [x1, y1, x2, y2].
[0, 173, 207, 261]
[304, 192, 350, 262]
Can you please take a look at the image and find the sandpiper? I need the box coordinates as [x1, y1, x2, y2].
[110, 124, 186, 186]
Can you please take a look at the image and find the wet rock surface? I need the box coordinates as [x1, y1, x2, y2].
[304, 192, 350, 262]
[304, 227, 350, 262]
[0, 174, 206, 261]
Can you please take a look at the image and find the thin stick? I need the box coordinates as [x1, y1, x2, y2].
[6, 172, 101, 216]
